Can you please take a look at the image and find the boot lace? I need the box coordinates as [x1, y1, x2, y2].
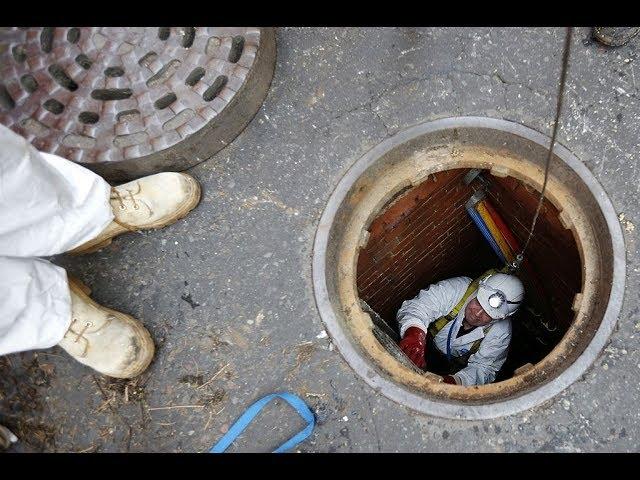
[110, 182, 154, 230]
[65, 315, 116, 356]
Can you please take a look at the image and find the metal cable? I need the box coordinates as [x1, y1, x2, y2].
[515, 26, 573, 269]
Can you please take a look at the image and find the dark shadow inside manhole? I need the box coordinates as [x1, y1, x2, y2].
[356, 168, 582, 383]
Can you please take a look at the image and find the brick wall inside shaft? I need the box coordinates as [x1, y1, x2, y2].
[487, 175, 582, 332]
[356, 168, 582, 333]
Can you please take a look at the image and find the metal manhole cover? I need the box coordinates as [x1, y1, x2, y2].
[0, 27, 276, 180]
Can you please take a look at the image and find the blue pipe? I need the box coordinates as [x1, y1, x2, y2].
[466, 205, 507, 264]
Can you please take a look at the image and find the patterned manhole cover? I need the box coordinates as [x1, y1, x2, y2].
[0, 27, 276, 180]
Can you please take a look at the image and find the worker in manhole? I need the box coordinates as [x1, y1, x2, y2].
[0, 124, 201, 379]
[397, 271, 524, 386]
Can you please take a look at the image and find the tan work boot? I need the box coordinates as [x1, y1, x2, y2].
[70, 172, 201, 254]
[57, 278, 154, 378]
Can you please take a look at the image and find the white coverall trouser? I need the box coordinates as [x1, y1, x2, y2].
[0, 125, 114, 356]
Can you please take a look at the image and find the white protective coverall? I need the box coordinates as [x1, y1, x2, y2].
[397, 276, 512, 386]
[0, 125, 113, 356]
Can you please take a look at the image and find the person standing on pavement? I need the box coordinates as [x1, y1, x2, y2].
[0, 123, 201, 379]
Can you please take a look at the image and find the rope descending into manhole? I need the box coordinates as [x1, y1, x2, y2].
[512, 26, 573, 272]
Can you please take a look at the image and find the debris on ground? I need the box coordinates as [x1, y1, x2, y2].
[618, 212, 635, 232]
[179, 374, 205, 387]
[295, 342, 316, 365]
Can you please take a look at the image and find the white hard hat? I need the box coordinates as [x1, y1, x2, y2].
[477, 273, 524, 320]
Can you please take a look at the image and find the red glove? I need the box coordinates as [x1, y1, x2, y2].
[442, 375, 458, 385]
[399, 327, 427, 369]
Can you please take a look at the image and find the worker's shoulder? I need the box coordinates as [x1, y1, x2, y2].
[426, 276, 473, 302]
[435, 276, 473, 291]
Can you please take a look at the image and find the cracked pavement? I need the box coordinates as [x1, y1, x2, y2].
[1, 27, 639, 452]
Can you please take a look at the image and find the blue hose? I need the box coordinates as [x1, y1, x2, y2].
[466, 205, 507, 264]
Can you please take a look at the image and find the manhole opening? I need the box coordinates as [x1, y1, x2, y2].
[356, 168, 582, 383]
[314, 118, 625, 418]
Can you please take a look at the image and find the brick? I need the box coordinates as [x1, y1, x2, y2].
[357, 169, 581, 329]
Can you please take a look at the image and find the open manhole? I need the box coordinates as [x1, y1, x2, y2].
[313, 117, 625, 419]
[0, 27, 276, 181]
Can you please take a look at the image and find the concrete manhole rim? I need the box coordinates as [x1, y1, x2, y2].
[312, 116, 626, 420]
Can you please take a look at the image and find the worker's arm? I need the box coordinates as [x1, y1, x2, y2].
[396, 276, 471, 337]
[451, 319, 512, 386]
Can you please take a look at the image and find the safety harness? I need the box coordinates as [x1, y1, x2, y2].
[427, 268, 504, 361]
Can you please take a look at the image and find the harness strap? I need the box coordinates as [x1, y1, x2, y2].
[428, 267, 509, 358]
